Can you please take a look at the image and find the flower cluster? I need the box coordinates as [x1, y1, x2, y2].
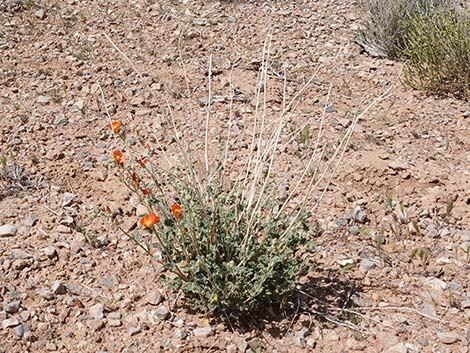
[109, 120, 183, 231]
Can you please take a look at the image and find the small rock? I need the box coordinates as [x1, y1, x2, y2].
[337, 258, 355, 267]
[34, 8, 46, 19]
[100, 277, 114, 289]
[377, 331, 399, 350]
[174, 328, 187, 339]
[128, 326, 141, 336]
[193, 326, 213, 337]
[51, 281, 67, 295]
[348, 225, 360, 235]
[136, 204, 148, 217]
[14, 323, 27, 338]
[234, 336, 248, 352]
[37, 95, 49, 104]
[388, 160, 409, 171]
[226, 344, 237, 353]
[107, 311, 121, 320]
[43, 246, 57, 259]
[416, 337, 428, 346]
[25, 277, 38, 289]
[145, 289, 163, 305]
[89, 303, 105, 320]
[11, 249, 32, 259]
[425, 224, 438, 238]
[424, 277, 448, 291]
[345, 338, 367, 351]
[86, 319, 104, 331]
[60, 216, 74, 226]
[0, 224, 17, 237]
[306, 337, 316, 348]
[53, 114, 68, 126]
[461, 299, 470, 308]
[107, 319, 121, 327]
[4, 300, 21, 314]
[37, 287, 54, 300]
[325, 105, 336, 113]
[148, 305, 170, 322]
[62, 192, 76, 207]
[20, 310, 30, 321]
[354, 206, 367, 223]
[422, 303, 437, 318]
[73, 100, 84, 111]
[2, 317, 20, 329]
[57, 224, 71, 233]
[95, 170, 107, 182]
[24, 215, 38, 227]
[437, 331, 461, 344]
[359, 258, 376, 272]
[385, 343, 409, 353]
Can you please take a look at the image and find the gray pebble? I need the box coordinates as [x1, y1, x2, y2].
[11, 249, 32, 259]
[89, 303, 105, 320]
[425, 224, 438, 238]
[0, 224, 17, 237]
[422, 303, 437, 318]
[325, 105, 336, 113]
[100, 277, 114, 289]
[14, 323, 26, 337]
[154, 305, 170, 320]
[24, 215, 38, 227]
[354, 206, 367, 223]
[416, 337, 428, 346]
[107, 319, 121, 327]
[53, 113, 68, 126]
[437, 331, 461, 344]
[34, 8, 46, 20]
[107, 311, 121, 320]
[37, 95, 50, 104]
[4, 300, 21, 314]
[359, 258, 376, 272]
[174, 328, 187, 339]
[51, 281, 67, 295]
[348, 225, 360, 235]
[2, 317, 20, 329]
[62, 192, 76, 207]
[193, 326, 213, 337]
[145, 289, 163, 305]
[43, 246, 57, 259]
[226, 344, 237, 353]
[37, 287, 54, 300]
[128, 326, 141, 336]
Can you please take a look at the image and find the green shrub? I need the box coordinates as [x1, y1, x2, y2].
[399, 5, 470, 97]
[357, 0, 469, 98]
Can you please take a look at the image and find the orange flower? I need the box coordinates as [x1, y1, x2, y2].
[142, 189, 150, 196]
[105, 205, 111, 213]
[140, 213, 160, 228]
[110, 121, 121, 133]
[137, 157, 148, 167]
[171, 203, 183, 219]
[145, 143, 151, 151]
[113, 150, 125, 164]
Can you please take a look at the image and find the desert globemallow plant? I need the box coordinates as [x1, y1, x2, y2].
[103, 48, 388, 320]
[106, 121, 313, 318]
